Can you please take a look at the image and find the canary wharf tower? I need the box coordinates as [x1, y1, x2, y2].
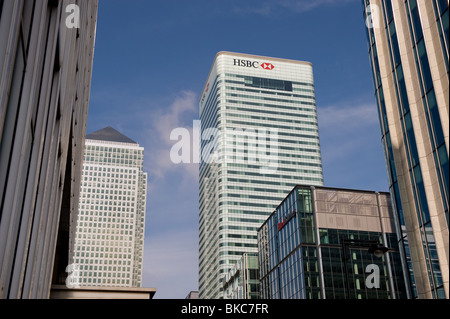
[198, 52, 324, 299]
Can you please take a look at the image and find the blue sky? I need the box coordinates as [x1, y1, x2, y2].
[86, 0, 388, 299]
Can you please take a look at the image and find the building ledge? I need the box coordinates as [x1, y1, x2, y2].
[50, 285, 157, 299]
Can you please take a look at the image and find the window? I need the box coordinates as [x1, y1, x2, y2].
[388, 17, 401, 68]
[409, 0, 423, 40]
[244, 76, 293, 92]
[417, 39, 433, 93]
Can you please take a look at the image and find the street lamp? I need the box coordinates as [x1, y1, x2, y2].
[368, 242, 390, 258]
[340, 238, 390, 299]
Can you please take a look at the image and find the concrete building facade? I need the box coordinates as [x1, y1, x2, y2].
[362, 0, 449, 298]
[0, 0, 98, 299]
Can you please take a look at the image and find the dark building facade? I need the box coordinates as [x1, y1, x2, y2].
[0, 0, 98, 298]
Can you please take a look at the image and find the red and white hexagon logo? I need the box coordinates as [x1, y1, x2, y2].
[261, 63, 275, 70]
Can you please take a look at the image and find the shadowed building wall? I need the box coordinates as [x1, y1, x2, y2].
[0, 0, 98, 299]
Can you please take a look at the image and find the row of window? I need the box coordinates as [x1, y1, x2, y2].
[74, 244, 133, 251]
[224, 110, 317, 127]
[225, 105, 316, 122]
[202, 151, 322, 164]
[225, 73, 315, 89]
[225, 85, 314, 99]
[225, 176, 323, 186]
[364, 0, 414, 297]
[223, 127, 320, 141]
[225, 92, 316, 107]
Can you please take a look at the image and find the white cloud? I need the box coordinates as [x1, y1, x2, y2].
[318, 101, 379, 134]
[318, 101, 380, 162]
[138, 91, 200, 299]
[140, 90, 199, 184]
[278, 0, 359, 13]
[153, 91, 197, 142]
[233, 0, 359, 16]
[89, 89, 201, 187]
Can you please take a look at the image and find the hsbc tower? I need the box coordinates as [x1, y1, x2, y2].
[198, 52, 324, 299]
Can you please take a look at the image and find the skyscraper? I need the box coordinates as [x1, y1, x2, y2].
[0, 0, 98, 299]
[70, 127, 147, 288]
[198, 52, 324, 299]
[362, 0, 449, 298]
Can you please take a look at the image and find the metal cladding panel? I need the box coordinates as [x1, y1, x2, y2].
[0, 0, 98, 299]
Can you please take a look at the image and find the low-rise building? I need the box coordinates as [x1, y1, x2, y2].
[223, 253, 259, 299]
[258, 185, 409, 299]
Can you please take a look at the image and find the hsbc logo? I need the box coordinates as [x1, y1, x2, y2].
[233, 59, 275, 70]
[261, 62, 274, 70]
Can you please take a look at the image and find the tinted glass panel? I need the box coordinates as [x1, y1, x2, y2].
[437, 145, 449, 199]
[246, 76, 294, 92]
[437, 0, 449, 14]
[410, 0, 424, 40]
[426, 89, 445, 147]
[414, 165, 430, 224]
[442, 9, 449, 44]
[404, 113, 419, 166]
[385, 0, 394, 22]
[393, 181, 405, 226]
[389, 21, 401, 67]
[396, 65, 410, 113]
[417, 39, 433, 92]
[386, 134, 397, 182]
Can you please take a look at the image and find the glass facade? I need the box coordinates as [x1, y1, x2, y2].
[362, 0, 449, 299]
[199, 52, 324, 299]
[71, 129, 147, 288]
[258, 186, 408, 299]
[223, 253, 260, 299]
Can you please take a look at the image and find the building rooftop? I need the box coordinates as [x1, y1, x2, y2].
[258, 184, 391, 231]
[86, 126, 137, 144]
[50, 285, 157, 299]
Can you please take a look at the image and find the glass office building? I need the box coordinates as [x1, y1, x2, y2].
[71, 127, 147, 287]
[362, 0, 449, 298]
[222, 253, 259, 299]
[198, 52, 324, 299]
[258, 185, 408, 299]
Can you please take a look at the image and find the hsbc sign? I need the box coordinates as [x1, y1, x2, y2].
[277, 210, 297, 231]
[261, 62, 275, 70]
[233, 59, 275, 70]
